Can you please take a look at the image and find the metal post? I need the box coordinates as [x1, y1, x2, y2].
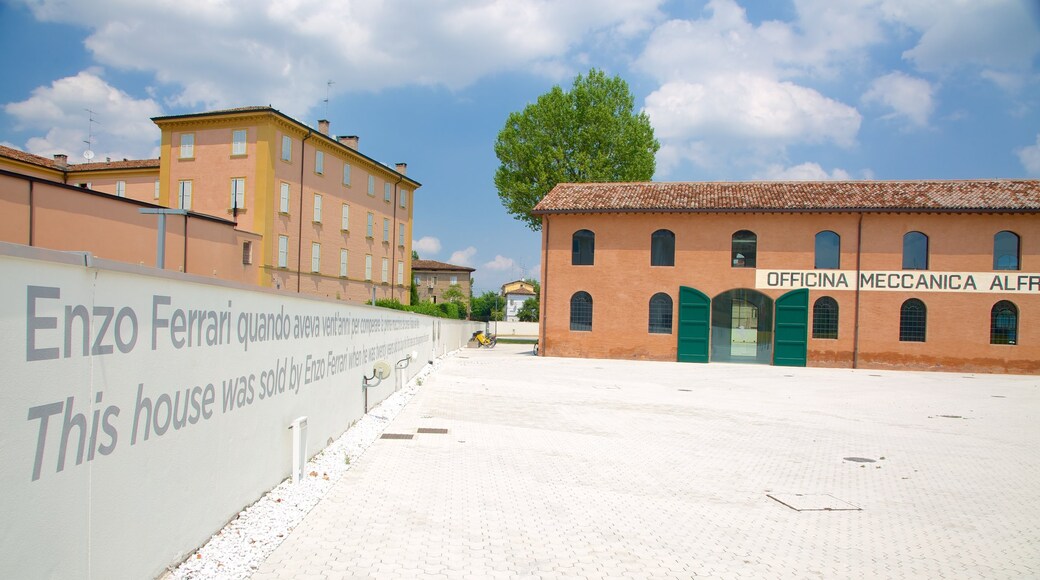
[139, 208, 188, 270]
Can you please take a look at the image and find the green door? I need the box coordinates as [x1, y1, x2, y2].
[773, 288, 808, 367]
[677, 286, 710, 363]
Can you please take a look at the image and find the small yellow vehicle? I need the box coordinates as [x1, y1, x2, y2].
[472, 330, 497, 348]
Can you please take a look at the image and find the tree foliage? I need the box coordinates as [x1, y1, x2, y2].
[517, 298, 539, 322]
[494, 68, 660, 230]
[470, 291, 504, 322]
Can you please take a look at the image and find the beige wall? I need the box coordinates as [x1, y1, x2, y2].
[540, 211, 1039, 374]
[0, 172, 259, 284]
[413, 270, 473, 305]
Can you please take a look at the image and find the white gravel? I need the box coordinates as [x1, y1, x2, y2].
[163, 353, 450, 580]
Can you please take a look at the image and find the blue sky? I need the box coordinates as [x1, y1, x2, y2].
[2, 0, 1039, 293]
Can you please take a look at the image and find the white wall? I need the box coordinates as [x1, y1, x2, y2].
[490, 321, 539, 337]
[0, 242, 480, 580]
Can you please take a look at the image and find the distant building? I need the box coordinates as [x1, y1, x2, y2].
[501, 280, 536, 321]
[533, 180, 1040, 374]
[411, 259, 475, 304]
[0, 106, 420, 303]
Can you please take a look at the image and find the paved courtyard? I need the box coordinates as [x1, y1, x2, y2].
[253, 344, 1040, 579]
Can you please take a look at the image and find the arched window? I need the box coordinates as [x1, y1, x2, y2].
[648, 293, 673, 334]
[572, 230, 595, 265]
[570, 291, 593, 331]
[732, 230, 757, 268]
[812, 297, 839, 339]
[899, 299, 927, 342]
[902, 231, 929, 270]
[651, 230, 675, 267]
[814, 231, 840, 269]
[990, 301, 1018, 345]
[993, 231, 1020, 271]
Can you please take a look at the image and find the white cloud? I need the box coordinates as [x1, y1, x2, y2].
[755, 162, 852, 181]
[483, 255, 516, 271]
[448, 246, 477, 267]
[862, 71, 935, 127]
[4, 70, 162, 160]
[1017, 134, 1040, 176]
[17, 0, 666, 116]
[412, 236, 442, 257]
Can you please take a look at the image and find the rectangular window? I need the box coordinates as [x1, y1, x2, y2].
[340, 249, 348, 277]
[397, 261, 404, 285]
[115, 180, 125, 197]
[230, 178, 245, 209]
[178, 180, 192, 209]
[232, 129, 247, 155]
[450, 275, 458, 285]
[384, 182, 391, 203]
[242, 241, 253, 265]
[179, 134, 194, 159]
[366, 213, 374, 237]
[381, 258, 389, 283]
[342, 164, 351, 186]
[367, 175, 375, 196]
[153, 179, 160, 200]
[311, 243, 321, 272]
[279, 182, 290, 213]
[281, 135, 291, 162]
[315, 150, 324, 174]
[365, 254, 372, 280]
[382, 218, 390, 242]
[278, 235, 288, 268]
[400, 190, 408, 209]
[341, 204, 349, 230]
[313, 194, 322, 222]
[398, 223, 405, 247]
[414, 275, 421, 286]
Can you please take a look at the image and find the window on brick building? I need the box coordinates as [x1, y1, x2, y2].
[899, 299, 926, 342]
[815, 231, 840, 269]
[570, 291, 593, 331]
[572, 230, 595, 265]
[648, 293, 673, 334]
[812, 297, 839, 339]
[651, 230, 675, 266]
[994, 231, 1020, 270]
[731, 230, 756, 268]
[902, 232, 928, 270]
[990, 301, 1018, 345]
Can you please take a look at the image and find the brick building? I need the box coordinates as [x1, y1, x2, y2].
[533, 180, 1040, 374]
[411, 259, 475, 304]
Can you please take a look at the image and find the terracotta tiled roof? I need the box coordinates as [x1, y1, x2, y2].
[72, 158, 160, 171]
[0, 145, 61, 170]
[532, 180, 1040, 213]
[0, 145, 159, 172]
[411, 259, 476, 273]
[505, 288, 536, 296]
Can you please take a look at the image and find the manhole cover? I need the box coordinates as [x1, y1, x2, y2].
[768, 493, 861, 511]
[844, 457, 876, 463]
[938, 415, 964, 419]
[678, 388, 692, 392]
[991, 395, 1006, 398]
[417, 428, 448, 434]
[380, 433, 414, 440]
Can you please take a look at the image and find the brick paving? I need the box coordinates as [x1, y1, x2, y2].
[253, 345, 1040, 579]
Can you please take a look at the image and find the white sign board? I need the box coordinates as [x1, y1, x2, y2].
[756, 269, 1040, 294]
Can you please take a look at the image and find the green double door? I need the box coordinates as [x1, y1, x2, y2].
[676, 286, 808, 367]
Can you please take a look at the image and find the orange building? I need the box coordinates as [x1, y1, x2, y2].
[0, 106, 419, 303]
[534, 181, 1040, 374]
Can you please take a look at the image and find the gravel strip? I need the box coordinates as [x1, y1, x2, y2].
[162, 353, 450, 580]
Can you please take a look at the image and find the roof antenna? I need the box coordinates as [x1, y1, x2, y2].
[323, 80, 334, 119]
[82, 108, 99, 161]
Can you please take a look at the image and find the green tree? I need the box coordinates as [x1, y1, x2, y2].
[494, 68, 659, 230]
[470, 291, 504, 321]
[411, 250, 419, 260]
[517, 297, 539, 322]
[442, 284, 469, 318]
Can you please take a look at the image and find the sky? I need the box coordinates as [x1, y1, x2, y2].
[2, 0, 1039, 294]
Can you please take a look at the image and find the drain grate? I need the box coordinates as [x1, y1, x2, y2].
[380, 433, 414, 440]
[768, 493, 861, 511]
[417, 428, 448, 434]
[844, 457, 876, 463]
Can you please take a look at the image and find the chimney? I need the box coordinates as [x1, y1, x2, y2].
[53, 154, 68, 168]
[318, 119, 330, 135]
[338, 135, 359, 150]
[395, 163, 407, 175]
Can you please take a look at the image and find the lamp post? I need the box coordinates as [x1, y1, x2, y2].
[139, 208, 188, 269]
